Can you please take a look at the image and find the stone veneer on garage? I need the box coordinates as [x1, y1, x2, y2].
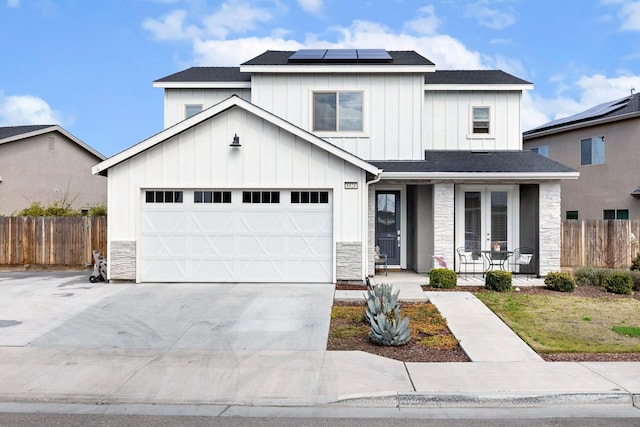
[336, 241, 362, 282]
[109, 241, 136, 281]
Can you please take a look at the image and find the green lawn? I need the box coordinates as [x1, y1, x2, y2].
[474, 292, 640, 354]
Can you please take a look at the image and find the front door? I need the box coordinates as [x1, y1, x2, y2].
[375, 191, 401, 265]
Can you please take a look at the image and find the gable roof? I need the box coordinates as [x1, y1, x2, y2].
[153, 67, 251, 88]
[369, 150, 578, 180]
[92, 95, 380, 176]
[0, 124, 105, 160]
[524, 92, 640, 137]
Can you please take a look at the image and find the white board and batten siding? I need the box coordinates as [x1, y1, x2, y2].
[163, 88, 252, 128]
[424, 90, 524, 151]
[107, 106, 367, 282]
[250, 73, 425, 161]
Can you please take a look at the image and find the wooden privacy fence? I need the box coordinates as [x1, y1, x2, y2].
[561, 219, 640, 269]
[0, 216, 107, 267]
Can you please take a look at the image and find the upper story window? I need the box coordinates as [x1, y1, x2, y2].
[472, 107, 490, 134]
[313, 91, 363, 132]
[604, 209, 629, 220]
[530, 145, 549, 157]
[185, 104, 203, 119]
[581, 136, 605, 165]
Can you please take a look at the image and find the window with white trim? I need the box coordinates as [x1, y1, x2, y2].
[194, 191, 231, 204]
[242, 191, 280, 204]
[313, 91, 363, 132]
[185, 104, 203, 119]
[471, 106, 491, 134]
[145, 191, 183, 203]
[291, 191, 329, 204]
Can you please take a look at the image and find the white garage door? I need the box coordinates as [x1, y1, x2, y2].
[140, 189, 333, 283]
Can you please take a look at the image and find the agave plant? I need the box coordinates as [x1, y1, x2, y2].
[364, 283, 411, 346]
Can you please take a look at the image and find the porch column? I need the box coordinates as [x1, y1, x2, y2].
[539, 181, 561, 276]
[433, 182, 455, 269]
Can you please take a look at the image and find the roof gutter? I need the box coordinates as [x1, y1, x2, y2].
[379, 171, 580, 180]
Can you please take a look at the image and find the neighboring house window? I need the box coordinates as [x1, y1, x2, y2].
[313, 91, 363, 132]
[194, 191, 231, 204]
[145, 191, 183, 203]
[185, 104, 203, 119]
[291, 191, 329, 204]
[530, 145, 549, 157]
[617, 209, 629, 220]
[472, 107, 490, 134]
[242, 191, 280, 204]
[566, 211, 578, 220]
[603, 209, 627, 220]
[581, 136, 605, 165]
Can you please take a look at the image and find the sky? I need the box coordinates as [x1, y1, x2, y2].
[1, 0, 640, 157]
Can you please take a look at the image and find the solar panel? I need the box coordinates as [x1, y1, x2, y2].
[288, 49, 327, 62]
[357, 49, 392, 62]
[323, 49, 357, 62]
[536, 97, 630, 130]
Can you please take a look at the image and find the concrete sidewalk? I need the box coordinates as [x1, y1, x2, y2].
[0, 271, 638, 411]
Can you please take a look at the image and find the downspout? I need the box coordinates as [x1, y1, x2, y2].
[363, 169, 383, 281]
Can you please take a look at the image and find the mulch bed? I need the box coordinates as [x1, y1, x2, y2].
[331, 283, 640, 362]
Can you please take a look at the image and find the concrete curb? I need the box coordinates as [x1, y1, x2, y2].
[331, 392, 636, 408]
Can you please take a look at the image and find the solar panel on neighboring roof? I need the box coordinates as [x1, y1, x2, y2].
[288, 49, 327, 62]
[288, 49, 393, 64]
[357, 49, 392, 62]
[532, 97, 630, 130]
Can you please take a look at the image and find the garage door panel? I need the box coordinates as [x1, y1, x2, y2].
[141, 189, 333, 283]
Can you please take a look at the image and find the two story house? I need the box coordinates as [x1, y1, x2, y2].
[93, 49, 577, 283]
[523, 92, 640, 220]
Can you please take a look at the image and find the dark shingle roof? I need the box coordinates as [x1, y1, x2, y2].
[241, 50, 435, 66]
[0, 125, 53, 140]
[369, 150, 576, 173]
[424, 70, 532, 85]
[154, 67, 250, 83]
[524, 92, 640, 135]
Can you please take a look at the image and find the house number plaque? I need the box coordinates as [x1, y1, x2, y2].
[344, 182, 358, 189]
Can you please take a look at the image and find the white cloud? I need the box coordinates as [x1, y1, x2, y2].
[603, 0, 640, 31]
[201, 1, 273, 39]
[465, 0, 516, 30]
[142, 9, 198, 41]
[404, 5, 441, 35]
[0, 93, 67, 126]
[298, 0, 323, 14]
[6, 0, 20, 8]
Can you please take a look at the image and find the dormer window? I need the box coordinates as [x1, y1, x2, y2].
[472, 107, 490, 134]
[313, 91, 363, 132]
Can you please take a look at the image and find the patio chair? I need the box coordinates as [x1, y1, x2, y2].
[510, 247, 535, 280]
[456, 247, 479, 276]
[374, 245, 387, 276]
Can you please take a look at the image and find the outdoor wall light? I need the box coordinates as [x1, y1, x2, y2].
[230, 134, 241, 147]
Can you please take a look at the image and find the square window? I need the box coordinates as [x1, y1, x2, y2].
[566, 211, 579, 220]
[271, 192, 280, 203]
[212, 192, 221, 203]
[146, 191, 155, 203]
[320, 191, 329, 203]
[310, 192, 319, 203]
[174, 191, 183, 203]
[194, 191, 203, 203]
[603, 209, 615, 220]
[165, 191, 174, 203]
[155, 191, 164, 203]
[313, 91, 363, 132]
[301, 191, 310, 203]
[204, 191, 213, 203]
[185, 104, 202, 119]
[252, 191, 260, 203]
[291, 192, 300, 203]
[262, 192, 271, 203]
[472, 107, 490, 134]
[222, 192, 231, 203]
[242, 192, 251, 203]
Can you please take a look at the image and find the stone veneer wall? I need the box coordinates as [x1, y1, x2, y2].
[109, 241, 136, 281]
[538, 181, 561, 276]
[433, 183, 455, 269]
[336, 241, 362, 282]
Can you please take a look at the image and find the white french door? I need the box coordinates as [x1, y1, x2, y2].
[455, 186, 518, 271]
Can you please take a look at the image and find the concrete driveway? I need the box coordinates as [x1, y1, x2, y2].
[0, 271, 335, 351]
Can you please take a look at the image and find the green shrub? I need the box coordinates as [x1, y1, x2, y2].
[574, 266, 612, 287]
[630, 271, 640, 291]
[544, 272, 576, 292]
[603, 271, 633, 295]
[631, 253, 640, 271]
[429, 268, 457, 289]
[485, 270, 512, 292]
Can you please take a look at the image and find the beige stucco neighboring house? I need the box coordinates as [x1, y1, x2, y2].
[0, 125, 107, 215]
[523, 93, 640, 220]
